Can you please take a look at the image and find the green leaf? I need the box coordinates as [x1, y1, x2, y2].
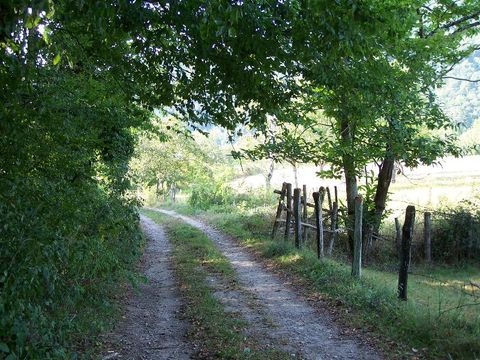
[53, 53, 61, 65]
[46, 0, 56, 18]
[42, 26, 51, 45]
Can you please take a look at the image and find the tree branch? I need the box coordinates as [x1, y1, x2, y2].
[443, 76, 480, 83]
[451, 20, 480, 35]
[427, 10, 480, 37]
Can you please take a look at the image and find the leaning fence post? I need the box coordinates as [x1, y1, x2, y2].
[293, 188, 302, 248]
[334, 185, 339, 233]
[271, 183, 287, 239]
[327, 201, 338, 256]
[398, 205, 416, 300]
[284, 183, 293, 241]
[302, 184, 308, 244]
[326, 187, 333, 214]
[424, 212, 432, 263]
[313, 188, 325, 259]
[352, 196, 363, 278]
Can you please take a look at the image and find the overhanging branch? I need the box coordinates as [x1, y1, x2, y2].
[427, 10, 480, 37]
[443, 76, 480, 83]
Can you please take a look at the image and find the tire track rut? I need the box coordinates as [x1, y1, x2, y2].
[102, 215, 192, 360]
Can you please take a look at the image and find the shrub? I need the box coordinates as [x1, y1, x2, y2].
[0, 179, 143, 358]
[431, 199, 480, 263]
[189, 180, 235, 210]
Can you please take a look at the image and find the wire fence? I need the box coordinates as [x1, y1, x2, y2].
[272, 184, 480, 258]
[271, 183, 480, 308]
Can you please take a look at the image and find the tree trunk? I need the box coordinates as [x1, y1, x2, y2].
[156, 178, 161, 199]
[266, 159, 275, 190]
[344, 169, 358, 253]
[370, 157, 395, 235]
[170, 183, 176, 203]
[352, 196, 363, 278]
[340, 119, 358, 255]
[293, 162, 298, 188]
[162, 181, 167, 201]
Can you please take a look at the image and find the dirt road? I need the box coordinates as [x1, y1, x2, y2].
[151, 208, 381, 360]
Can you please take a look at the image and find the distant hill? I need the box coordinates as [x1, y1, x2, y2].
[437, 51, 480, 130]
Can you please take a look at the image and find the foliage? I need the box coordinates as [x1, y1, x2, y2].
[131, 119, 213, 201]
[431, 196, 480, 262]
[437, 51, 480, 129]
[0, 3, 149, 357]
[0, 61, 145, 359]
[189, 179, 235, 211]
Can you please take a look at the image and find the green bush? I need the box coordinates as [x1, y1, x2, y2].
[431, 198, 480, 262]
[1, 59, 146, 358]
[188, 180, 235, 210]
[188, 182, 277, 212]
[0, 180, 143, 358]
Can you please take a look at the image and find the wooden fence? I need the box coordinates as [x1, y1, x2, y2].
[271, 182, 417, 300]
[271, 182, 341, 259]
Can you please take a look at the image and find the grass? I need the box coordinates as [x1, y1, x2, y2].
[141, 209, 289, 359]
[165, 203, 480, 359]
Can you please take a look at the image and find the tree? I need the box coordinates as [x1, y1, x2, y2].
[1, 1, 305, 356]
[240, 1, 480, 250]
[131, 118, 215, 202]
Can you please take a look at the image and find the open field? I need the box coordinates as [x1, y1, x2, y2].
[232, 155, 480, 215]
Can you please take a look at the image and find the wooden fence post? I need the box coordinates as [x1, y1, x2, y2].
[325, 187, 332, 251]
[398, 205, 416, 300]
[271, 183, 287, 239]
[327, 201, 338, 256]
[284, 183, 293, 241]
[352, 196, 363, 278]
[326, 187, 333, 214]
[293, 188, 302, 248]
[333, 186, 339, 238]
[302, 184, 308, 244]
[313, 188, 325, 259]
[424, 212, 432, 263]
